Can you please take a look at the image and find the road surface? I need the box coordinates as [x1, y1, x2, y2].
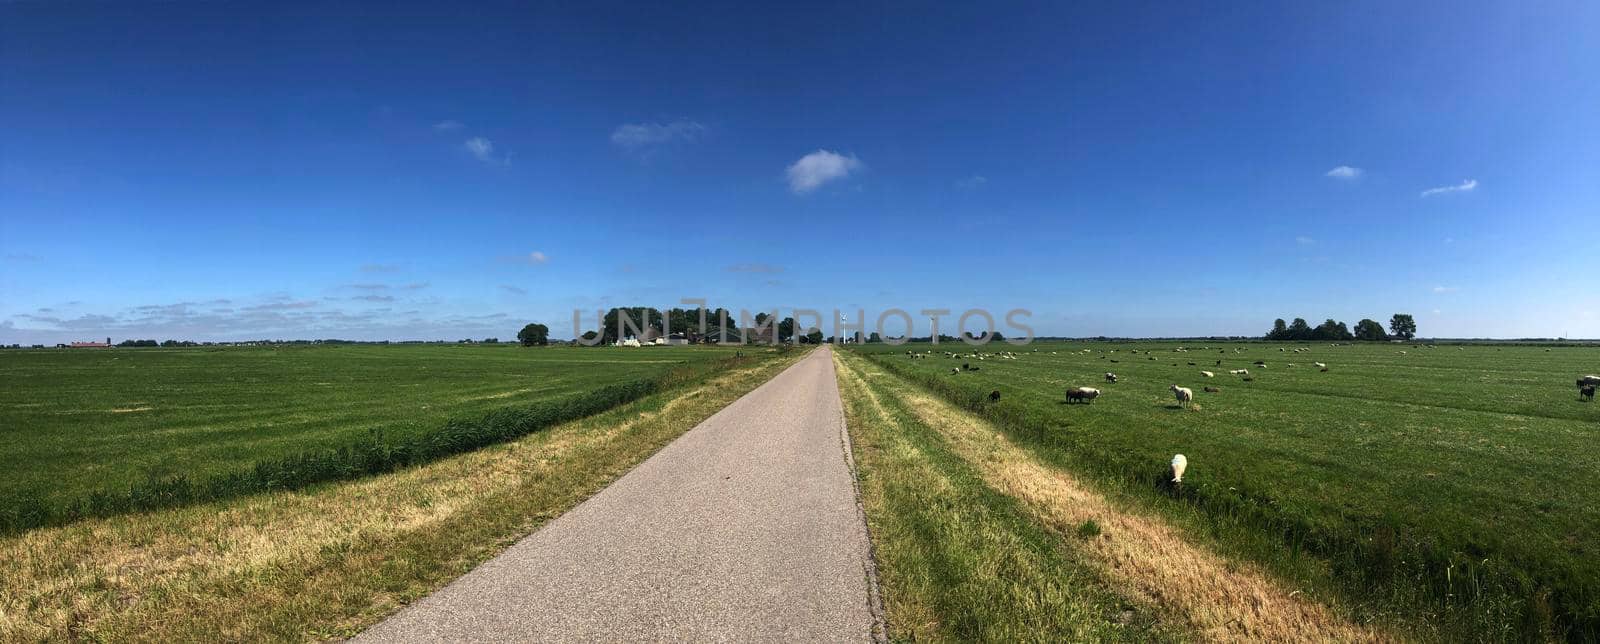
[356, 345, 881, 643]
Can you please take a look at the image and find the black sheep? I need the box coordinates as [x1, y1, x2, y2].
[1583, 385, 1596, 402]
[988, 390, 1001, 403]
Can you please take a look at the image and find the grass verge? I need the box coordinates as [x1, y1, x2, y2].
[0, 348, 806, 641]
[834, 351, 1174, 642]
[835, 350, 1387, 642]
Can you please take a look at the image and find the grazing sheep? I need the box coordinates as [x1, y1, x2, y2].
[1200, 371, 1214, 378]
[1171, 454, 1187, 483]
[1170, 385, 1194, 406]
[1066, 387, 1101, 404]
[1582, 385, 1595, 402]
[1203, 386, 1220, 393]
[1215, 360, 1222, 366]
[989, 390, 1002, 403]
[1228, 369, 1249, 376]
[1187, 362, 1197, 366]
[1105, 372, 1118, 383]
[950, 368, 959, 375]
[1253, 360, 1266, 366]
[969, 366, 980, 371]
[1242, 376, 1255, 382]
[1580, 375, 1600, 387]
[1313, 362, 1326, 369]
[963, 362, 970, 370]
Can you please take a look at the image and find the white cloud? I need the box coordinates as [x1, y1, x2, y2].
[1325, 166, 1362, 179]
[527, 251, 548, 265]
[1432, 286, 1459, 293]
[610, 120, 705, 149]
[464, 137, 509, 165]
[1295, 236, 1316, 246]
[433, 120, 464, 132]
[500, 285, 528, 295]
[955, 175, 988, 189]
[786, 150, 863, 194]
[1420, 179, 1477, 197]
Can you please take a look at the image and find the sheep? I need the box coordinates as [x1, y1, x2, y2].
[989, 390, 1002, 403]
[951, 368, 960, 375]
[1580, 375, 1600, 387]
[1066, 387, 1101, 404]
[1581, 385, 1595, 402]
[1171, 454, 1187, 483]
[1200, 370, 1214, 378]
[1228, 369, 1249, 376]
[1104, 372, 1118, 383]
[1203, 386, 1220, 393]
[1313, 362, 1326, 369]
[1170, 384, 1194, 407]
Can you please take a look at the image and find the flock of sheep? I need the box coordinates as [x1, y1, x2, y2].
[908, 345, 1600, 485]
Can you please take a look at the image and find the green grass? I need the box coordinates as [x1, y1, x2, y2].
[0, 348, 809, 641]
[835, 350, 1171, 642]
[852, 340, 1600, 639]
[0, 344, 751, 526]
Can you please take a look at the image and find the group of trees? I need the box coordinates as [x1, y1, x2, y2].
[573, 307, 828, 346]
[517, 323, 549, 346]
[116, 339, 197, 347]
[1264, 313, 1417, 342]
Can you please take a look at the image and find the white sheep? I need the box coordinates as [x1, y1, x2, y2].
[1171, 454, 1187, 483]
[1170, 384, 1194, 406]
[1228, 369, 1249, 375]
[1200, 370, 1214, 378]
[1313, 362, 1327, 369]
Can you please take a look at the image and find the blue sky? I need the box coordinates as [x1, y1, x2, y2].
[3, 2, 1598, 342]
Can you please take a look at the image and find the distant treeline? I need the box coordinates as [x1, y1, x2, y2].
[1263, 313, 1415, 342]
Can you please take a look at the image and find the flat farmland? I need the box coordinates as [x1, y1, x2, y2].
[0, 344, 744, 511]
[854, 341, 1600, 637]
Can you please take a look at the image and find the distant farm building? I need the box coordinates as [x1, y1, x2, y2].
[69, 338, 112, 348]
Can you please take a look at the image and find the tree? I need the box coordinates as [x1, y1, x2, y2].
[1267, 318, 1289, 341]
[1354, 319, 1387, 341]
[517, 323, 549, 346]
[868, 332, 883, 343]
[1388, 314, 1417, 341]
[1287, 318, 1312, 341]
[1312, 319, 1353, 341]
[805, 330, 824, 344]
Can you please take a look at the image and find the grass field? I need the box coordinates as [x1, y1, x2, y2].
[0, 348, 806, 641]
[0, 344, 749, 526]
[851, 340, 1600, 639]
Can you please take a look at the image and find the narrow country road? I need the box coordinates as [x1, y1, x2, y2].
[356, 345, 881, 643]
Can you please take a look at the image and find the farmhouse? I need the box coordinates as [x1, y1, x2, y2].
[68, 338, 112, 348]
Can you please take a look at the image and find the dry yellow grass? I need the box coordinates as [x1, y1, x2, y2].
[0, 350, 805, 642]
[835, 351, 1389, 643]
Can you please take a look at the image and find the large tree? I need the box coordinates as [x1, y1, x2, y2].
[1287, 318, 1313, 341]
[517, 323, 549, 346]
[1388, 313, 1417, 341]
[1266, 318, 1289, 341]
[1354, 318, 1387, 341]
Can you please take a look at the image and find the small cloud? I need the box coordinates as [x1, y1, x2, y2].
[464, 137, 510, 165]
[1432, 286, 1459, 293]
[527, 251, 548, 265]
[610, 119, 706, 149]
[498, 251, 550, 266]
[1325, 166, 1363, 179]
[500, 285, 528, 295]
[360, 263, 400, 273]
[787, 150, 863, 194]
[348, 283, 389, 291]
[433, 120, 464, 132]
[1421, 179, 1477, 197]
[726, 263, 784, 274]
[351, 295, 395, 303]
[5, 253, 42, 262]
[955, 175, 988, 189]
[1443, 237, 1455, 244]
[401, 282, 429, 290]
[1295, 236, 1316, 246]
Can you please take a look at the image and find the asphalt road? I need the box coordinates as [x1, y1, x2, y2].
[356, 345, 882, 643]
